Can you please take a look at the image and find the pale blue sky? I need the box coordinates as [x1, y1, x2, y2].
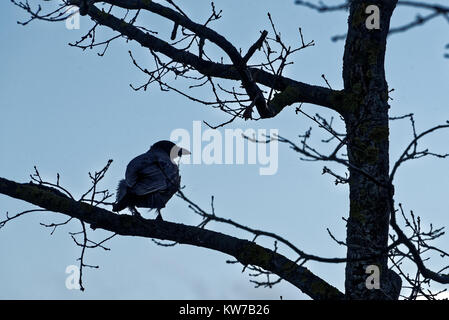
[1, 0, 448, 299]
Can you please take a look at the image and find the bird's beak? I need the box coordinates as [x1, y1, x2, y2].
[180, 148, 191, 155]
[171, 146, 191, 160]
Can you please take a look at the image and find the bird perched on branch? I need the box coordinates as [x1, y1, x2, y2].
[112, 140, 190, 220]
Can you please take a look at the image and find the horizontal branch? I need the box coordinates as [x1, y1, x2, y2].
[296, 0, 449, 39]
[296, 0, 449, 12]
[87, 0, 272, 117]
[64, 0, 342, 116]
[0, 176, 344, 300]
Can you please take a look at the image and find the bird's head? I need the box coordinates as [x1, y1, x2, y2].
[150, 140, 191, 160]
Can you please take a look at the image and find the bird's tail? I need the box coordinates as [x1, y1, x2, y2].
[112, 179, 128, 212]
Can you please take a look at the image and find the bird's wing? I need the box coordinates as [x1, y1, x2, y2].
[157, 158, 181, 188]
[131, 167, 167, 196]
[124, 153, 147, 188]
[125, 153, 178, 196]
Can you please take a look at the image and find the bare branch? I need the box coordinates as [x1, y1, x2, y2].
[0, 176, 344, 300]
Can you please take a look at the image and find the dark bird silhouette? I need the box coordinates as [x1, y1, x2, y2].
[112, 140, 190, 220]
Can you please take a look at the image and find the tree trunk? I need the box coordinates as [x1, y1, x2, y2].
[343, 0, 398, 299]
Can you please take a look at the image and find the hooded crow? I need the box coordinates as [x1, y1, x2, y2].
[112, 140, 190, 220]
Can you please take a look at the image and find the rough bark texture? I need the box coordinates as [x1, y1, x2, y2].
[342, 0, 398, 299]
[7, 0, 430, 299]
[0, 177, 344, 300]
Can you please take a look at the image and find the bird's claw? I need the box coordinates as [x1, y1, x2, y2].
[130, 207, 146, 221]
